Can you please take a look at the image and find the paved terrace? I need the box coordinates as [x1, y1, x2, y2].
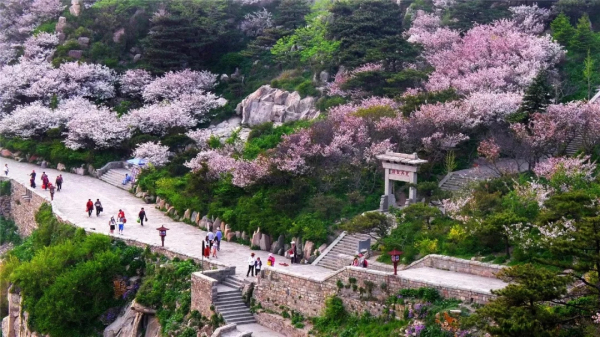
[1, 157, 507, 296]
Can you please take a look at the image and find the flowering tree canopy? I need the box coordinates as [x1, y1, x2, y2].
[64, 104, 130, 150]
[119, 69, 152, 97]
[142, 69, 218, 103]
[407, 11, 563, 94]
[241, 8, 273, 36]
[133, 141, 172, 167]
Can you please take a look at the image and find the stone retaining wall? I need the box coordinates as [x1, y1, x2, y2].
[404, 254, 505, 278]
[255, 265, 497, 318]
[254, 313, 310, 337]
[9, 179, 48, 237]
[191, 272, 219, 319]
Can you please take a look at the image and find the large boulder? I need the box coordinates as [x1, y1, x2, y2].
[303, 241, 315, 259]
[55, 17, 67, 33]
[191, 211, 198, 223]
[251, 228, 262, 247]
[260, 234, 272, 251]
[0, 149, 12, 158]
[68, 50, 83, 59]
[236, 85, 319, 126]
[183, 209, 191, 220]
[69, 0, 81, 16]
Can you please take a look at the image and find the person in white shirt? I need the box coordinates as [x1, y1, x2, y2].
[247, 253, 256, 277]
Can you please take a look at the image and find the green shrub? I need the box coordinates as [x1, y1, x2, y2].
[0, 217, 21, 246]
[295, 80, 319, 97]
[0, 180, 11, 196]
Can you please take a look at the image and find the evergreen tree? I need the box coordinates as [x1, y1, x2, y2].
[511, 71, 554, 123]
[143, 14, 193, 73]
[274, 0, 311, 33]
[469, 264, 569, 337]
[571, 14, 598, 55]
[551, 12, 576, 47]
[327, 0, 405, 67]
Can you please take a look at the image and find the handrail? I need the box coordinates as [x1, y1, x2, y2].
[311, 231, 346, 266]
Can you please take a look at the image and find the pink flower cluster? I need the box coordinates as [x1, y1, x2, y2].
[533, 155, 596, 182]
[477, 138, 501, 162]
[407, 11, 563, 94]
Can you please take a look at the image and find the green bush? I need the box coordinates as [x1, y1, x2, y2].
[3, 204, 144, 336]
[0, 217, 21, 246]
[0, 180, 11, 196]
[295, 80, 319, 97]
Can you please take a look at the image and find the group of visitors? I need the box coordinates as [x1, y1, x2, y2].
[27, 170, 63, 201]
[203, 227, 222, 258]
[351, 253, 368, 268]
[105, 208, 147, 235]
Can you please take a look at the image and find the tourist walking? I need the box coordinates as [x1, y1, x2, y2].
[255, 257, 262, 276]
[3, 164, 8, 176]
[108, 216, 116, 234]
[211, 238, 218, 258]
[203, 238, 211, 258]
[122, 174, 131, 185]
[207, 230, 215, 249]
[215, 227, 222, 251]
[41, 172, 49, 190]
[138, 208, 147, 226]
[55, 175, 63, 191]
[289, 241, 297, 264]
[86, 199, 94, 217]
[95, 199, 103, 216]
[29, 170, 36, 188]
[118, 209, 125, 220]
[117, 215, 124, 235]
[247, 253, 256, 277]
[48, 183, 55, 201]
[267, 253, 275, 267]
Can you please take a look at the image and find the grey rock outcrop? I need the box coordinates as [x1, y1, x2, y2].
[68, 50, 83, 59]
[236, 85, 319, 126]
[70, 0, 81, 16]
[78, 37, 90, 48]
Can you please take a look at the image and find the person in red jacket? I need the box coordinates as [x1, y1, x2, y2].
[86, 199, 94, 217]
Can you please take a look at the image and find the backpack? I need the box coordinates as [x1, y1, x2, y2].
[362, 259, 368, 268]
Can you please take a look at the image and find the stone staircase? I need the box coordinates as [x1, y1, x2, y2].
[565, 134, 584, 156]
[99, 168, 132, 191]
[438, 173, 470, 192]
[315, 232, 373, 271]
[215, 277, 255, 325]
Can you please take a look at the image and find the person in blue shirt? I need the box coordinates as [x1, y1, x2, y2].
[216, 228, 223, 251]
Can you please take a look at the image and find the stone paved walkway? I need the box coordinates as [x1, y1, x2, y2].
[1, 158, 333, 283]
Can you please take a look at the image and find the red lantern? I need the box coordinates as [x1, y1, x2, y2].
[156, 226, 170, 247]
[387, 249, 403, 275]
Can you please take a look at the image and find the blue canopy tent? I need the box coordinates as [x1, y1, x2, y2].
[127, 158, 147, 166]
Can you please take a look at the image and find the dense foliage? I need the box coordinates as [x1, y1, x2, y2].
[0, 204, 145, 337]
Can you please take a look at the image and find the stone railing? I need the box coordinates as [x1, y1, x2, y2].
[254, 261, 501, 319]
[403, 254, 505, 278]
[335, 253, 395, 273]
[95, 161, 125, 177]
[210, 323, 237, 337]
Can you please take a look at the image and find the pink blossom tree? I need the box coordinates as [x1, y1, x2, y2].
[125, 103, 196, 136]
[407, 15, 564, 94]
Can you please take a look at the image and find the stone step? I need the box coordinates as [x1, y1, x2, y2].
[214, 301, 246, 309]
[217, 295, 243, 302]
[227, 318, 256, 325]
[220, 310, 253, 319]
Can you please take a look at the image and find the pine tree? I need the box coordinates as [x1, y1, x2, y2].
[571, 14, 598, 55]
[274, 0, 311, 33]
[468, 264, 569, 337]
[510, 71, 554, 123]
[143, 15, 193, 73]
[550, 12, 576, 47]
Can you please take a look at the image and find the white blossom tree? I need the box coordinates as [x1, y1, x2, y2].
[142, 69, 218, 102]
[64, 104, 130, 150]
[119, 69, 152, 97]
[133, 141, 171, 167]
